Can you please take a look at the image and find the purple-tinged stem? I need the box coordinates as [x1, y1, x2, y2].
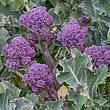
[40, 42, 55, 73]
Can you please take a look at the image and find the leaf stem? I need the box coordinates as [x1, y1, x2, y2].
[15, 71, 23, 78]
[64, 58, 81, 85]
[55, 47, 62, 60]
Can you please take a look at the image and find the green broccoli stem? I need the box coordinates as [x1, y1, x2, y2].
[15, 71, 23, 78]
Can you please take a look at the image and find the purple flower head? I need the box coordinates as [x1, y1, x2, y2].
[22, 63, 55, 94]
[39, 33, 54, 42]
[84, 44, 110, 68]
[47, 75, 55, 84]
[19, 6, 54, 42]
[27, 32, 37, 49]
[81, 15, 90, 26]
[2, 36, 35, 70]
[57, 18, 88, 47]
[6, 58, 20, 70]
[37, 80, 46, 88]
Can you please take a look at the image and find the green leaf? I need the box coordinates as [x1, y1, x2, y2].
[0, 81, 21, 110]
[0, 59, 3, 71]
[0, 1, 24, 17]
[58, 48, 108, 98]
[105, 76, 110, 95]
[26, 93, 38, 104]
[86, 66, 108, 98]
[104, 100, 110, 108]
[68, 90, 88, 110]
[1, 81, 21, 99]
[46, 101, 63, 110]
[0, 27, 10, 54]
[54, 1, 60, 15]
[49, 8, 62, 25]
[94, 97, 107, 106]
[0, 68, 12, 79]
[10, 97, 34, 110]
[58, 48, 89, 87]
[0, 0, 6, 5]
[0, 82, 3, 94]
[79, 0, 110, 26]
[0, 81, 34, 110]
[48, 0, 57, 7]
[107, 28, 110, 44]
[79, 0, 110, 44]
[0, 3, 12, 16]
[10, 0, 22, 11]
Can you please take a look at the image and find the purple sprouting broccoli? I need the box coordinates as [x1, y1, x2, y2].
[57, 18, 88, 48]
[22, 63, 55, 95]
[19, 6, 54, 42]
[27, 32, 37, 49]
[2, 36, 35, 70]
[84, 44, 110, 68]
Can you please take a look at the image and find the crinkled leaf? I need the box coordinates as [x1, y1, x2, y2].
[54, 1, 60, 15]
[0, 0, 29, 11]
[58, 48, 108, 98]
[0, 82, 35, 110]
[94, 97, 107, 106]
[79, 0, 109, 45]
[49, 8, 62, 25]
[0, 68, 13, 80]
[46, 101, 63, 110]
[26, 93, 38, 104]
[1, 81, 21, 99]
[58, 48, 89, 87]
[0, 81, 21, 110]
[0, 0, 6, 6]
[68, 90, 87, 110]
[86, 65, 108, 98]
[48, 0, 57, 7]
[10, 1, 22, 11]
[0, 28, 10, 54]
[10, 97, 34, 110]
[79, 0, 110, 26]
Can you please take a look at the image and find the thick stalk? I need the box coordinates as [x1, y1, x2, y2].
[40, 42, 55, 73]
[40, 42, 61, 88]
